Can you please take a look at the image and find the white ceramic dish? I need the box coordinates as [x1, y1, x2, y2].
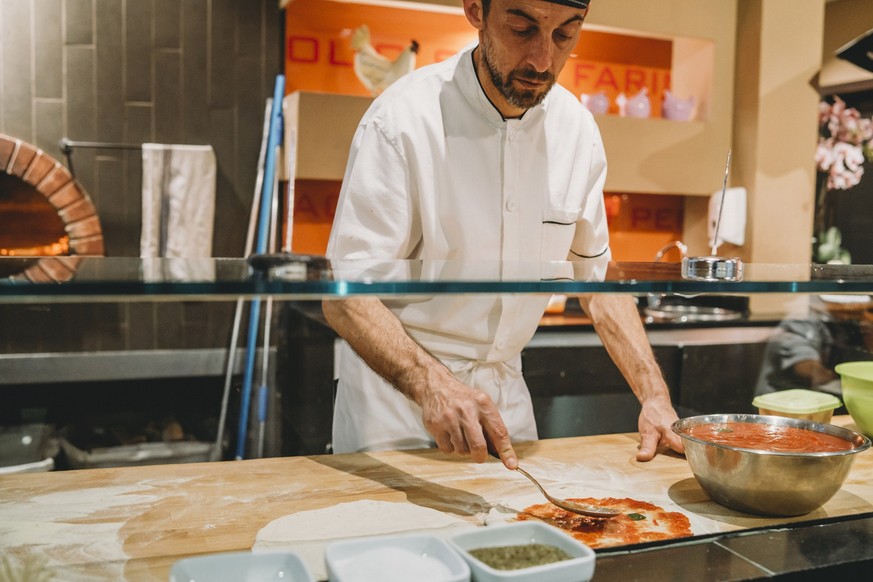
[169, 551, 313, 582]
[324, 532, 470, 582]
[448, 521, 595, 582]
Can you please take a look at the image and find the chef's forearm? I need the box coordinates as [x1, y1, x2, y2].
[321, 297, 453, 401]
[578, 294, 671, 403]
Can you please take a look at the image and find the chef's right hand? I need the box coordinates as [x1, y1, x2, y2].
[419, 377, 518, 470]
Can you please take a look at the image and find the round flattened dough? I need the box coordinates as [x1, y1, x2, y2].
[252, 499, 475, 580]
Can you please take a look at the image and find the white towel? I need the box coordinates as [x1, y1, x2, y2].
[708, 186, 746, 249]
[141, 143, 216, 259]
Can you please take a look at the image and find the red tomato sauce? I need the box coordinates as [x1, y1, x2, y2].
[516, 497, 692, 548]
[685, 421, 854, 453]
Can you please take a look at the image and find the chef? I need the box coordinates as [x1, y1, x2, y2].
[322, 0, 685, 469]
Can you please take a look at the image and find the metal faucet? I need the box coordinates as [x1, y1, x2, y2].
[648, 241, 688, 310]
[653, 240, 688, 263]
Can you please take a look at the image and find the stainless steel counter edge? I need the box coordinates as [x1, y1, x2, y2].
[0, 347, 275, 385]
[528, 325, 779, 348]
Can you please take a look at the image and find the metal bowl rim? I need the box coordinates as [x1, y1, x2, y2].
[671, 413, 872, 457]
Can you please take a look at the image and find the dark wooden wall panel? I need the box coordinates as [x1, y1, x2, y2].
[0, 0, 282, 355]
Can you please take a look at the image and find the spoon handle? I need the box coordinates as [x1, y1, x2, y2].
[515, 465, 621, 518]
[515, 467, 554, 502]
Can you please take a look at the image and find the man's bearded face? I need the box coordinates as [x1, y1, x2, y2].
[480, 25, 557, 109]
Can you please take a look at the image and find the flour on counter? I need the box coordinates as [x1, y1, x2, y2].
[252, 499, 475, 580]
[0, 483, 164, 581]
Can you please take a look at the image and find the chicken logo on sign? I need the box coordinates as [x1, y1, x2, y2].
[350, 25, 419, 95]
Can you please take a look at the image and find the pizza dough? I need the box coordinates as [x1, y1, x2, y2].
[516, 497, 694, 548]
[252, 499, 476, 580]
[485, 487, 715, 548]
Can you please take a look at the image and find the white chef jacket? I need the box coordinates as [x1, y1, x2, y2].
[327, 44, 610, 454]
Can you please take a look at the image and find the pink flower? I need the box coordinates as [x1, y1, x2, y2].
[817, 96, 873, 190]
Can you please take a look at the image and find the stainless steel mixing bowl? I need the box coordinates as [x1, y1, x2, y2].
[672, 414, 871, 516]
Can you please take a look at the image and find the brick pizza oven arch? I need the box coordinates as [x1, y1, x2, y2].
[1, 133, 105, 282]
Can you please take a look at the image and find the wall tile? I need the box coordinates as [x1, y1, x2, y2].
[124, 103, 152, 148]
[94, 155, 123, 252]
[34, 0, 63, 99]
[4, 304, 52, 352]
[208, 107, 236, 184]
[2, 0, 283, 358]
[181, 0, 208, 143]
[91, 303, 127, 351]
[237, 55, 264, 216]
[34, 99, 64, 156]
[68, 149, 96, 199]
[122, 104, 152, 257]
[124, 0, 153, 103]
[66, 46, 95, 139]
[65, 0, 93, 46]
[209, 106, 245, 256]
[65, 45, 96, 190]
[237, 0, 261, 58]
[155, 302, 185, 349]
[209, 0, 236, 109]
[126, 303, 157, 350]
[263, 2, 281, 95]
[154, 0, 180, 49]
[95, 0, 124, 143]
[2, 0, 33, 141]
[154, 50, 181, 143]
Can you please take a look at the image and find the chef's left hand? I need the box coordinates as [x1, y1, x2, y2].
[636, 397, 684, 461]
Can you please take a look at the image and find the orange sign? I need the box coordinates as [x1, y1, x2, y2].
[284, 0, 477, 96]
[283, 1, 677, 257]
[284, 0, 672, 111]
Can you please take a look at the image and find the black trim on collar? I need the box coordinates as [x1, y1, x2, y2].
[570, 247, 608, 259]
[470, 47, 528, 122]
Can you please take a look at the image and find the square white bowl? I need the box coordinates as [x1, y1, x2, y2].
[169, 550, 313, 582]
[324, 532, 470, 582]
[448, 521, 595, 582]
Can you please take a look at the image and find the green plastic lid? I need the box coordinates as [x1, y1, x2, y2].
[752, 389, 842, 414]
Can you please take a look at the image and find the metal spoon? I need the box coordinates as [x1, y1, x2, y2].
[516, 466, 621, 519]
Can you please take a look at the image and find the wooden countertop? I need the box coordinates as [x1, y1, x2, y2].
[1, 417, 872, 581]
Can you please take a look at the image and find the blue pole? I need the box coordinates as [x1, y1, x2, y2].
[235, 74, 285, 460]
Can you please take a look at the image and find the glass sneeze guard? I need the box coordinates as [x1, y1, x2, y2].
[3, 256, 873, 303]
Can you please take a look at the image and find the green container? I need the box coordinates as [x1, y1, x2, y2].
[835, 362, 873, 437]
[752, 389, 842, 424]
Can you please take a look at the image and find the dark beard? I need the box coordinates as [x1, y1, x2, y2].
[480, 36, 555, 110]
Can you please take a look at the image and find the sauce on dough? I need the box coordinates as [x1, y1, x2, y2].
[517, 497, 692, 548]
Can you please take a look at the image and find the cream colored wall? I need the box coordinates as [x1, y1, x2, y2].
[819, 0, 873, 94]
[283, 92, 373, 181]
[731, 0, 825, 315]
